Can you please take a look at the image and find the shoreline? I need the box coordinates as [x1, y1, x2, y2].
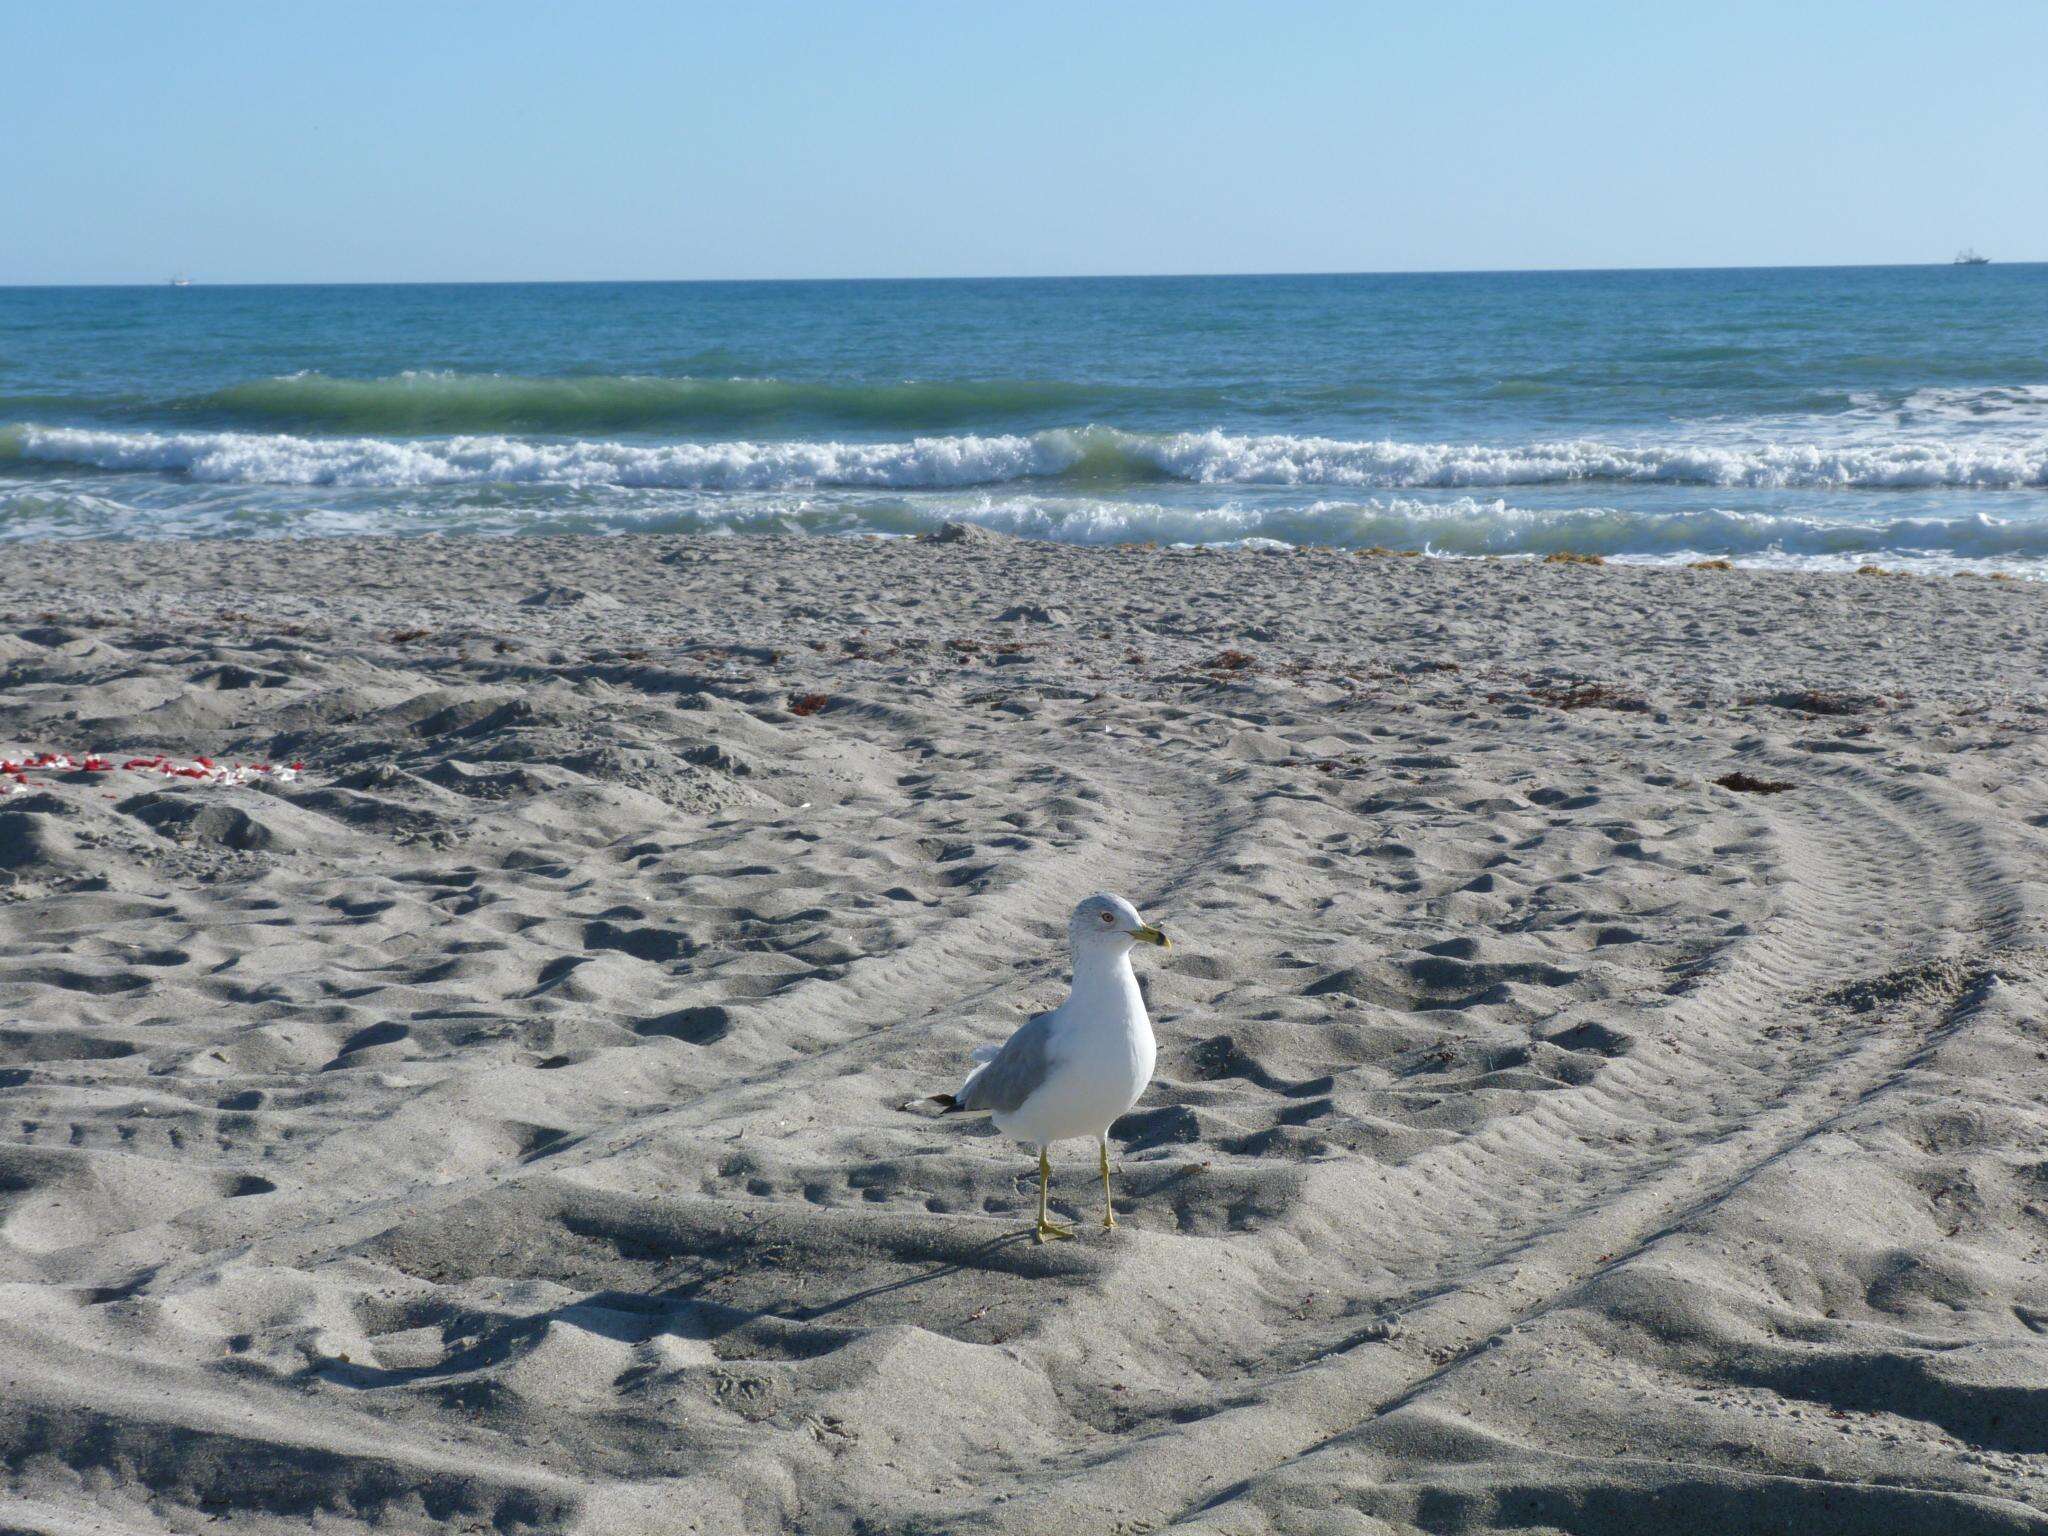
[7, 518, 2048, 574]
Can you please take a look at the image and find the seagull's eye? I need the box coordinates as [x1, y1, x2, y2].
[1100, 911, 1116, 924]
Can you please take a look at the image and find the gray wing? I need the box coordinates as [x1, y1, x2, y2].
[950, 1009, 1058, 1115]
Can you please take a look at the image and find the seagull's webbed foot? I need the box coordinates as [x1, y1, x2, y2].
[1034, 1217, 1075, 1243]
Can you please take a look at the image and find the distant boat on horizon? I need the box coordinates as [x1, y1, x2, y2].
[169, 274, 192, 287]
[1954, 248, 1990, 266]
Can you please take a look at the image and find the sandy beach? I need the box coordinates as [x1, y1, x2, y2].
[3, 530, 2046, 1535]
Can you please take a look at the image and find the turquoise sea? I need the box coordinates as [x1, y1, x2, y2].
[2, 266, 2044, 566]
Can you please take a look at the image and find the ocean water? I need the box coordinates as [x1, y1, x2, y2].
[2, 267, 2045, 567]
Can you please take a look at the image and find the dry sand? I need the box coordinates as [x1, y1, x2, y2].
[2, 531, 2046, 1535]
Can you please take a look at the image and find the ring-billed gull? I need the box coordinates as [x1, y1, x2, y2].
[937, 893, 1170, 1241]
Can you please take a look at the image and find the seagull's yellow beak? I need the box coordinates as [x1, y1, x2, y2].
[1131, 924, 1171, 948]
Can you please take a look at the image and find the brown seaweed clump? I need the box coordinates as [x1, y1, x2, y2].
[1528, 681, 1648, 712]
[1715, 771, 1796, 795]
[1765, 688, 1881, 717]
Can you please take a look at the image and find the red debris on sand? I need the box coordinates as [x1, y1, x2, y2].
[0, 752, 304, 796]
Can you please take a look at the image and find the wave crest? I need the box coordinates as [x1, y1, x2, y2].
[180, 371, 1179, 433]
[5, 422, 2047, 493]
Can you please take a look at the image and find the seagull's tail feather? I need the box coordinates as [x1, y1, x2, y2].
[924, 1044, 1005, 1117]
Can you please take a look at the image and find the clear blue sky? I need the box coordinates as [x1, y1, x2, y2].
[6, 0, 2041, 284]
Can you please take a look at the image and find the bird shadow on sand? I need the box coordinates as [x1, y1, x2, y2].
[779, 1229, 1055, 1324]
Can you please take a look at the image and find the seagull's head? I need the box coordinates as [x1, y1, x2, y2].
[1070, 892, 1170, 955]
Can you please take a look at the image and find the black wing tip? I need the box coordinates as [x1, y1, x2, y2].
[933, 1093, 963, 1113]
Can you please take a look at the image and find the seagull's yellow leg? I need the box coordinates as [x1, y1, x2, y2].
[1099, 1136, 1117, 1229]
[1035, 1145, 1073, 1242]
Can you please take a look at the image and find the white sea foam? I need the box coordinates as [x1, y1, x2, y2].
[8, 473, 2048, 569]
[935, 495, 2048, 561]
[7, 423, 2047, 492]
[1136, 428, 2048, 490]
[0, 424, 1072, 490]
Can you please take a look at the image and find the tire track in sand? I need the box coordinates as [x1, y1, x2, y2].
[0, 696, 1252, 1536]
[952, 736, 2037, 1535]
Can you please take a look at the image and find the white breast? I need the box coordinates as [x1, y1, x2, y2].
[994, 951, 1157, 1146]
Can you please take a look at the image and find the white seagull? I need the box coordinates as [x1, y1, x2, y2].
[938, 893, 1170, 1241]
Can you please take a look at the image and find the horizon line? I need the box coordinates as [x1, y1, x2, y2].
[1, 257, 2036, 290]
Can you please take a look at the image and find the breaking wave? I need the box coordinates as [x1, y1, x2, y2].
[7, 422, 2047, 492]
